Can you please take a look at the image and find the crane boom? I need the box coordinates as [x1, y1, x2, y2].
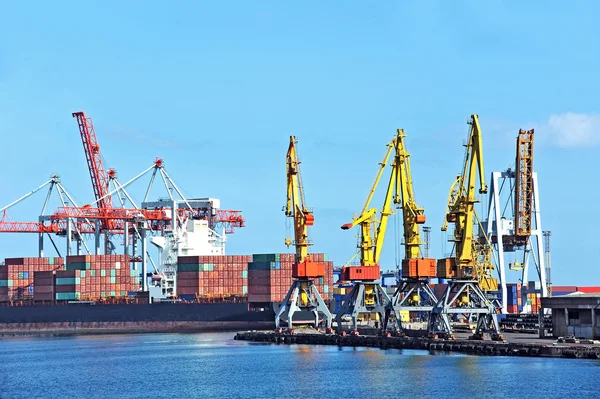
[396, 129, 426, 260]
[373, 136, 400, 265]
[72, 112, 114, 211]
[341, 139, 396, 267]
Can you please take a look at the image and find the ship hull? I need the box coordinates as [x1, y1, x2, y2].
[0, 301, 336, 336]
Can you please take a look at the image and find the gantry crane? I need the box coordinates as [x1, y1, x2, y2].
[428, 114, 503, 341]
[388, 129, 438, 333]
[485, 129, 547, 313]
[335, 133, 402, 334]
[275, 136, 333, 332]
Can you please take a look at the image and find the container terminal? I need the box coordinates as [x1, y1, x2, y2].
[1, 111, 600, 354]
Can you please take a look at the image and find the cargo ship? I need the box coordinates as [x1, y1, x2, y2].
[0, 253, 336, 335]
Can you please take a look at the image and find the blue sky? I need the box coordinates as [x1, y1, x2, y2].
[0, 1, 599, 286]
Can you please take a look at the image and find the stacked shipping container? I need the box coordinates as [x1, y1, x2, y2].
[33, 271, 55, 302]
[0, 257, 64, 302]
[505, 283, 523, 314]
[247, 253, 333, 303]
[177, 255, 250, 298]
[53, 255, 138, 301]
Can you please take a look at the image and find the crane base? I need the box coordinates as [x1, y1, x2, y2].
[275, 279, 333, 329]
[427, 280, 501, 338]
[335, 282, 391, 333]
[388, 278, 437, 332]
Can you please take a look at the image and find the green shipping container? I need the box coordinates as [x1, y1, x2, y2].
[324, 254, 329, 261]
[324, 285, 329, 293]
[66, 262, 89, 271]
[0, 280, 8, 287]
[81, 271, 86, 278]
[101, 270, 106, 277]
[242, 271, 247, 279]
[110, 291, 116, 297]
[242, 286, 247, 295]
[91, 270, 96, 277]
[56, 277, 80, 285]
[252, 253, 281, 262]
[49, 257, 54, 265]
[18, 272, 23, 279]
[131, 269, 137, 277]
[110, 269, 116, 277]
[110, 277, 116, 284]
[56, 292, 80, 301]
[8, 280, 13, 287]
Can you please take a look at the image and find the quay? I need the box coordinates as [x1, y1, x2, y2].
[234, 330, 600, 360]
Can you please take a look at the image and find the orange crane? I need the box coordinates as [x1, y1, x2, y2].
[275, 136, 333, 333]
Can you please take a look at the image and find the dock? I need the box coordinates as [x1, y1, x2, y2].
[234, 330, 600, 360]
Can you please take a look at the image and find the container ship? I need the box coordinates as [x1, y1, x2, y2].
[0, 253, 336, 335]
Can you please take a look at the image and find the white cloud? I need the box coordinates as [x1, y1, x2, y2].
[542, 112, 600, 148]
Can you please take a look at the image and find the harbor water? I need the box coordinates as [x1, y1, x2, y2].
[0, 332, 598, 398]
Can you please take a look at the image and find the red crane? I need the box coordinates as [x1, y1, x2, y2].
[0, 211, 97, 234]
[213, 210, 245, 234]
[72, 111, 115, 230]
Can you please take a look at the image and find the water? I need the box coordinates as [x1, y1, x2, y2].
[0, 332, 598, 398]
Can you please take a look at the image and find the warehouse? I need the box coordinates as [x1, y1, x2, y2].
[541, 294, 600, 339]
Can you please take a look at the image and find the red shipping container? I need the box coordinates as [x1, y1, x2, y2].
[576, 286, 600, 294]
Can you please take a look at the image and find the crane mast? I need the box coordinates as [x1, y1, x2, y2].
[428, 114, 503, 341]
[275, 136, 333, 332]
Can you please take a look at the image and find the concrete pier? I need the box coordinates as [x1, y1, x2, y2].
[234, 331, 600, 360]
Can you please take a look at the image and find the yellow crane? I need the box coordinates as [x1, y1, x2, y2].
[389, 129, 438, 334]
[438, 115, 497, 291]
[428, 114, 503, 341]
[336, 133, 400, 334]
[275, 136, 333, 333]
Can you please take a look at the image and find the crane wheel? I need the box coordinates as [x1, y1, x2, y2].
[339, 330, 347, 337]
[325, 327, 333, 335]
[470, 333, 484, 341]
[287, 328, 295, 335]
[491, 333, 505, 342]
[350, 330, 360, 336]
[275, 327, 283, 334]
[396, 331, 406, 338]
